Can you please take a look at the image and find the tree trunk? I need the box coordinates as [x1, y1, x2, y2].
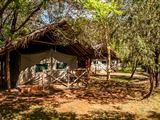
[130, 60, 138, 79]
[107, 46, 111, 80]
[154, 47, 159, 88]
[88, 59, 91, 78]
[142, 73, 154, 99]
[95, 59, 98, 75]
[6, 51, 11, 91]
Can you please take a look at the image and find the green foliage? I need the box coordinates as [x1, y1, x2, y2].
[0, 0, 47, 42]
[113, 0, 160, 70]
[73, 0, 123, 49]
[76, 0, 122, 20]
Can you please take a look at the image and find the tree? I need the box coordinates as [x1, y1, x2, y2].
[75, 0, 122, 80]
[113, 0, 160, 97]
[0, 0, 47, 90]
[0, 0, 47, 43]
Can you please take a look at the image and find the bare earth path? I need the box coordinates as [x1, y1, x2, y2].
[54, 91, 160, 120]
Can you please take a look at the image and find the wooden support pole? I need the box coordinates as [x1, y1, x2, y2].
[0, 61, 2, 88]
[6, 51, 11, 91]
[1, 60, 5, 88]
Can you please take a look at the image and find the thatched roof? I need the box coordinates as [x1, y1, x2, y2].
[0, 20, 94, 58]
[0, 20, 118, 60]
[16, 20, 76, 47]
[0, 20, 72, 53]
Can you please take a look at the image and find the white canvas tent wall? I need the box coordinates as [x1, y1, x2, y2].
[18, 49, 77, 85]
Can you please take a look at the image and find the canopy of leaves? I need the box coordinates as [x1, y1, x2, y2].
[113, 0, 160, 68]
[0, 0, 47, 43]
[76, 0, 122, 20]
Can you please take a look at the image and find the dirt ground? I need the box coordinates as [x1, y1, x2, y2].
[0, 72, 160, 120]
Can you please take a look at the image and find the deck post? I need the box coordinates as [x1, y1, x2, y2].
[0, 60, 2, 88]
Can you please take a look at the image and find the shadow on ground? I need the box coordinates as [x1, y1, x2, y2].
[0, 78, 150, 119]
[147, 111, 160, 120]
[64, 79, 149, 104]
[0, 106, 136, 120]
[0, 86, 62, 119]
